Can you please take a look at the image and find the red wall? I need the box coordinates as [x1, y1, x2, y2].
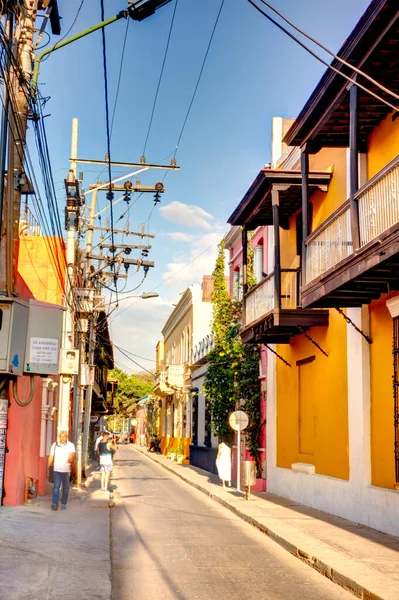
[3, 376, 43, 505]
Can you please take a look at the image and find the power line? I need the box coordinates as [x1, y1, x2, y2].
[111, 239, 219, 322]
[246, 0, 399, 115]
[257, 0, 399, 105]
[100, 0, 118, 302]
[41, 0, 86, 64]
[110, 18, 130, 138]
[142, 0, 179, 156]
[172, 0, 225, 158]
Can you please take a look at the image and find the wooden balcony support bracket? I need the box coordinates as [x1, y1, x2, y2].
[334, 306, 372, 344]
[301, 147, 310, 284]
[296, 326, 328, 357]
[265, 344, 291, 367]
[272, 187, 282, 310]
[349, 83, 361, 250]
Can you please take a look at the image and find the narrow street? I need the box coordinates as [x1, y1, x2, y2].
[110, 446, 353, 600]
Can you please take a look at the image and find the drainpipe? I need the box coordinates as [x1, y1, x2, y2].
[46, 382, 58, 456]
[40, 379, 51, 459]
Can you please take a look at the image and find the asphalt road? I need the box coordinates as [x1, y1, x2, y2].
[111, 446, 354, 600]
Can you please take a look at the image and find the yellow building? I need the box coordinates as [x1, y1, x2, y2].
[228, 1, 399, 536]
[153, 283, 213, 461]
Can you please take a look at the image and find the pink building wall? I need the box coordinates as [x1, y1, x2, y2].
[226, 226, 268, 492]
[3, 255, 62, 506]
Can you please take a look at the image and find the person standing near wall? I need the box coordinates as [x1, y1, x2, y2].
[47, 431, 76, 511]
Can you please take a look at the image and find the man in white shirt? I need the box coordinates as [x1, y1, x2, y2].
[48, 430, 76, 511]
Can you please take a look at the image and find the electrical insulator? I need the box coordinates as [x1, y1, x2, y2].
[153, 192, 161, 205]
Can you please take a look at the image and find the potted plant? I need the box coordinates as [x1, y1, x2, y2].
[176, 444, 184, 464]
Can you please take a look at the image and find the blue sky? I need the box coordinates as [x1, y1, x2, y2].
[35, 0, 370, 372]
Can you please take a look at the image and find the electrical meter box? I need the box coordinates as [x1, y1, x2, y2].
[24, 300, 64, 376]
[59, 348, 80, 375]
[0, 298, 29, 376]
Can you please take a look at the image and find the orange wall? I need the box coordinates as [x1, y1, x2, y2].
[367, 110, 399, 179]
[310, 147, 348, 228]
[276, 309, 349, 480]
[18, 236, 65, 304]
[369, 297, 396, 488]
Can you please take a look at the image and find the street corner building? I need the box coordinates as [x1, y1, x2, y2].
[153, 280, 214, 467]
[227, 0, 399, 537]
[1, 229, 66, 506]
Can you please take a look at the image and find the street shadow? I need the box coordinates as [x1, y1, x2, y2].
[114, 460, 139, 467]
[120, 494, 142, 499]
[112, 506, 189, 600]
[252, 490, 399, 551]
[111, 477, 170, 482]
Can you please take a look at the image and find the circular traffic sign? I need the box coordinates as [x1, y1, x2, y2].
[229, 410, 249, 432]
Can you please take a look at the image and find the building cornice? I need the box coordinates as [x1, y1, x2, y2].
[224, 226, 241, 250]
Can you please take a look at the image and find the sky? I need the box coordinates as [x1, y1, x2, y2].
[33, 0, 371, 373]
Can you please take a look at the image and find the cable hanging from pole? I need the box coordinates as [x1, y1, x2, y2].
[100, 0, 118, 303]
[246, 0, 399, 114]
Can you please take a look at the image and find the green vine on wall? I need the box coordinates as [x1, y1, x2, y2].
[204, 238, 264, 477]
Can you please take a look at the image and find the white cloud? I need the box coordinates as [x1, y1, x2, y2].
[159, 201, 214, 230]
[162, 231, 223, 288]
[166, 232, 195, 242]
[110, 296, 173, 374]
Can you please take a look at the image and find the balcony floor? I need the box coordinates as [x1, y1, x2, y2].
[302, 224, 399, 308]
[241, 308, 329, 344]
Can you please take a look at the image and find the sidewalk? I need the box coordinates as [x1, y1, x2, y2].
[131, 444, 399, 600]
[0, 463, 112, 600]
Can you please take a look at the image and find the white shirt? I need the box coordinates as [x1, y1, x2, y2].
[95, 435, 104, 452]
[50, 441, 75, 473]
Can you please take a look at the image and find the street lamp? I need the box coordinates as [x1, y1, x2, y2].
[108, 292, 159, 306]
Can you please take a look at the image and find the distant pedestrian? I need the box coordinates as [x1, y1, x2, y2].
[216, 441, 232, 488]
[48, 431, 76, 511]
[98, 432, 117, 492]
[95, 430, 107, 465]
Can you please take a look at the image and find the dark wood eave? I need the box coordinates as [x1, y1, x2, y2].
[284, 0, 399, 149]
[228, 169, 332, 229]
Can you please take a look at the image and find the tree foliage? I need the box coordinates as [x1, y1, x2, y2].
[109, 367, 154, 415]
[204, 238, 264, 476]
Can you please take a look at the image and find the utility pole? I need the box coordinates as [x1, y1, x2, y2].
[58, 118, 79, 433]
[0, 1, 39, 505]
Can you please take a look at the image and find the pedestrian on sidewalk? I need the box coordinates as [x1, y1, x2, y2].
[98, 432, 117, 492]
[216, 441, 232, 488]
[95, 430, 107, 466]
[47, 431, 76, 511]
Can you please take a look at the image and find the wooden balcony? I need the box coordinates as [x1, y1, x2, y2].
[153, 371, 173, 397]
[166, 364, 185, 389]
[241, 269, 328, 344]
[302, 154, 399, 308]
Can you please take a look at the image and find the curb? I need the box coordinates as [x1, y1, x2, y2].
[131, 445, 385, 600]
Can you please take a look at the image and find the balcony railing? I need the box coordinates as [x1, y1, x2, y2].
[357, 155, 399, 247]
[305, 155, 399, 286]
[193, 333, 214, 364]
[245, 269, 300, 327]
[166, 364, 184, 388]
[305, 202, 353, 284]
[154, 371, 168, 388]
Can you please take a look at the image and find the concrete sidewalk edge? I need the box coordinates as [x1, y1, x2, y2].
[131, 445, 385, 600]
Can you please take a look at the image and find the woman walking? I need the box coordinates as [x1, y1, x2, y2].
[98, 431, 117, 492]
